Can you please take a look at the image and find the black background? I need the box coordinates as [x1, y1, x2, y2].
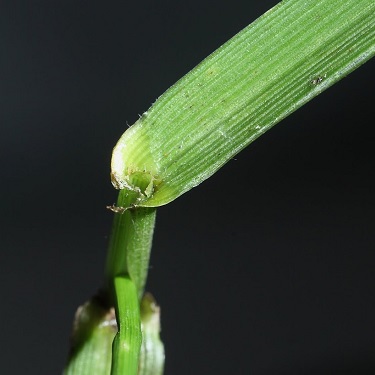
[1, 1, 374, 374]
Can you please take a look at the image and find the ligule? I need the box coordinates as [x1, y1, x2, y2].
[111, 0, 375, 209]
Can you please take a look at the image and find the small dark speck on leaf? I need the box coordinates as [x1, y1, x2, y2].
[310, 73, 327, 85]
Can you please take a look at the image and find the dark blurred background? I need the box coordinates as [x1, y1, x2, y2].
[1, 1, 374, 374]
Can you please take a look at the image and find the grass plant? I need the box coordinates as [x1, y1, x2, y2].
[63, 0, 374, 374]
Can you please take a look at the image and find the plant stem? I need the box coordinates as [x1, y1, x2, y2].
[104, 185, 157, 375]
[105, 189, 156, 300]
[110, 276, 142, 375]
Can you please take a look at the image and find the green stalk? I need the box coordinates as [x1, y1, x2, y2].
[65, 182, 157, 375]
[111, 276, 142, 375]
[105, 187, 156, 300]
[111, 0, 374, 209]
[105, 183, 157, 375]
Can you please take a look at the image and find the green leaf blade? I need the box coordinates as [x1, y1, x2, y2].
[111, 0, 375, 208]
